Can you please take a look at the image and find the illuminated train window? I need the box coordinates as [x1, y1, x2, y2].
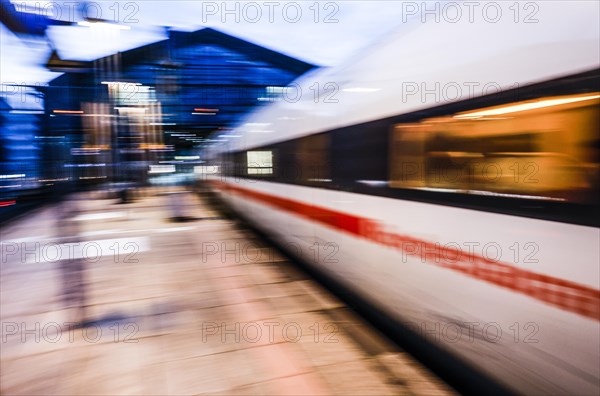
[390, 93, 600, 204]
[295, 134, 331, 183]
[247, 151, 273, 175]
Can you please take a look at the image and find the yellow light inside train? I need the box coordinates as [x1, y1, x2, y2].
[455, 93, 600, 119]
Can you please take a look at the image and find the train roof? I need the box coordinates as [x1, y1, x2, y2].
[212, 2, 600, 153]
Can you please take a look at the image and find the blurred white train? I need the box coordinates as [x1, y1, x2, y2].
[205, 3, 600, 394]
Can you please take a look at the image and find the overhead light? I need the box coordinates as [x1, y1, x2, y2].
[78, 21, 131, 30]
[175, 156, 200, 160]
[10, 110, 44, 114]
[455, 94, 600, 119]
[53, 110, 83, 114]
[149, 165, 176, 174]
[0, 174, 25, 179]
[101, 81, 142, 85]
[342, 88, 381, 93]
[115, 107, 146, 113]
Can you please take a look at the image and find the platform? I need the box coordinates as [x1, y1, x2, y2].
[0, 189, 457, 395]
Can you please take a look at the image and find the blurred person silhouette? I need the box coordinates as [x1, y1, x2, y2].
[56, 197, 87, 326]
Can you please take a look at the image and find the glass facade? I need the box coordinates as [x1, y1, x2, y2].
[0, 28, 313, 217]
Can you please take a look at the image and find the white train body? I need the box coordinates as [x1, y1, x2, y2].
[205, 2, 600, 394]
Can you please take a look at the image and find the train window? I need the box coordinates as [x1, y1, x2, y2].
[331, 122, 389, 184]
[295, 134, 331, 183]
[272, 140, 295, 182]
[390, 92, 600, 204]
[229, 151, 246, 177]
[247, 150, 273, 175]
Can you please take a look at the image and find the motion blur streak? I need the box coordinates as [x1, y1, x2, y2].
[1, 1, 600, 396]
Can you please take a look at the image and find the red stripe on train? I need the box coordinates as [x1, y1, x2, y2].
[212, 180, 600, 321]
